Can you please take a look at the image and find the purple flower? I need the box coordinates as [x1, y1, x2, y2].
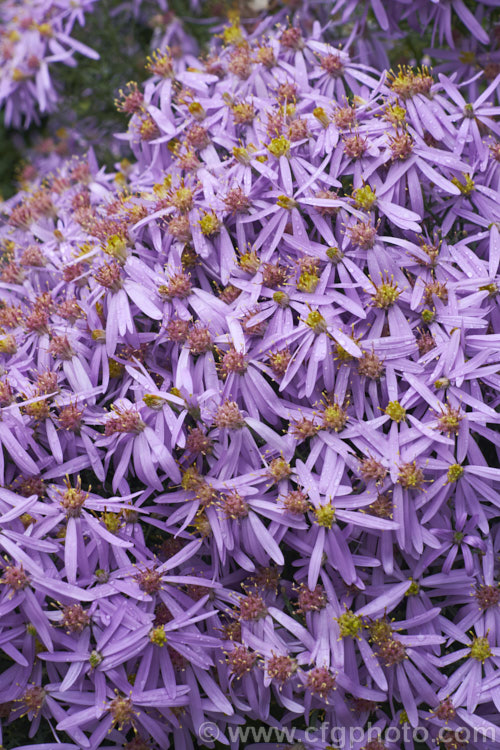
[1, 2, 500, 746]
[0, 0, 99, 128]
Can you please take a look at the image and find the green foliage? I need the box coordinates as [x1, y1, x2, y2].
[0, 121, 23, 200]
[55, 0, 154, 167]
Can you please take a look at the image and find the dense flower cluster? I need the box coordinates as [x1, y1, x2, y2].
[325, 0, 499, 69]
[1, 2, 500, 749]
[0, 0, 101, 128]
[2, 0, 497, 127]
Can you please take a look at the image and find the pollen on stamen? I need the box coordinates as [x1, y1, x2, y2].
[0, 305, 23, 328]
[1, 262, 25, 284]
[368, 494, 393, 518]
[224, 186, 251, 214]
[20, 685, 46, 717]
[433, 697, 456, 721]
[22, 395, 51, 420]
[61, 604, 90, 633]
[315, 503, 335, 528]
[250, 566, 280, 592]
[358, 350, 384, 379]
[57, 402, 84, 432]
[63, 262, 85, 283]
[267, 135, 291, 158]
[353, 185, 377, 211]
[0, 335, 17, 355]
[475, 584, 500, 610]
[282, 490, 309, 515]
[239, 251, 260, 275]
[104, 407, 146, 436]
[158, 270, 192, 300]
[343, 133, 367, 160]
[295, 583, 327, 613]
[0, 380, 14, 406]
[469, 636, 492, 663]
[447, 463, 464, 483]
[138, 113, 161, 142]
[267, 653, 297, 684]
[135, 567, 162, 594]
[305, 310, 328, 334]
[48, 335, 74, 361]
[313, 106, 329, 128]
[375, 637, 407, 666]
[256, 46, 276, 68]
[57, 299, 84, 322]
[169, 184, 196, 213]
[333, 105, 357, 132]
[166, 214, 191, 242]
[349, 220, 378, 249]
[215, 400, 245, 430]
[371, 277, 401, 309]
[116, 81, 145, 114]
[292, 416, 318, 439]
[199, 211, 220, 236]
[106, 694, 136, 730]
[363, 739, 386, 750]
[336, 610, 363, 638]
[16, 476, 46, 497]
[9, 202, 34, 229]
[220, 284, 241, 304]
[221, 618, 242, 642]
[424, 280, 448, 304]
[124, 736, 150, 750]
[385, 401, 406, 423]
[436, 405, 463, 435]
[416, 330, 436, 355]
[196, 482, 218, 509]
[321, 401, 349, 432]
[388, 66, 433, 99]
[280, 27, 303, 51]
[188, 101, 206, 121]
[220, 347, 247, 376]
[94, 261, 123, 292]
[25, 307, 50, 335]
[34, 371, 57, 396]
[228, 45, 253, 79]
[438, 729, 469, 749]
[398, 461, 425, 490]
[1, 564, 30, 592]
[59, 476, 88, 517]
[165, 318, 190, 342]
[187, 324, 212, 354]
[389, 130, 413, 160]
[221, 491, 249, 519]
[320, 52, 344, 78]
[186, 125, 210, 150]
[226, 645, 257, 678]
[146, 49, 174, 78]
[268, 348, 292, 376]
[239, 593, 267, 621]
[149, 625, 168, 647]
[305, 666, 336, 699]
[242, 306, 267, 337]
[267, 457, 292, 483]
[186, 427, 213, 456]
